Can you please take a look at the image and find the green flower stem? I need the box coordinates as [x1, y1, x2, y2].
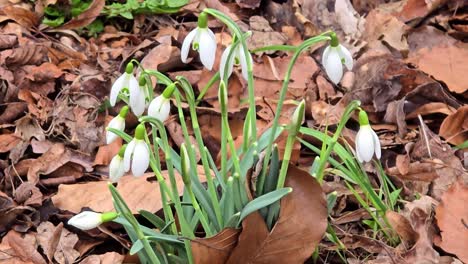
[175, 78, 223, 229]
[251, 45, 297, 53]
[257, 34, 331, 195]
[108, 184, 161, 264]
[145, 118, 195, 263]
[203, 8, 257, 146]
[275, 133, 296, 189]
[143, 132, 177, 235]
[196, 72, 220, 104]
[315, 100, 360, 183]
[186, 185, 214, 237]
[151, 126, 161, 171]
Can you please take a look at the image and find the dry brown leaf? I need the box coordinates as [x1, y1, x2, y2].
[0, 5, 39, 29]
[27, 143, 93, 184]
[24, 62, 63, 82]
[396, 0, 447, 22]
[192, 228, 241, 264]
[364, 9, 409, 55]
[247, 16, 287, 54]
[226, 165, 327, 263]
[36, 222, 64, 263]
[52, 167, 207, 214]
[0, 34, 18, 49]
[94, 115, 122, 166]
[0, 102, 27, 124]
[386, 210, 419, 245]
[0, 230, 46, 264]
[80, 252, 125, 264]
[434, 181, 468, 263]
[439, 105, 468, 146]
[9, 116, 45, 164]
[14, 182, 42, 207]
[58, 0, 105, 30]
[0, 133, 21, 153]
[407, 43, 468, 94]
[1, 44, 48, 68]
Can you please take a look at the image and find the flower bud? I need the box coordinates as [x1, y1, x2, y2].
[180, 143, 191, 186]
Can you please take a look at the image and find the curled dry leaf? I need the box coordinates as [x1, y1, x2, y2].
[386, 210, 419, 245]
[434, 181, 468, 263]
[192, 228, 241, 264]
[27, 143, 93, 184]
[439, 105, 468, 146]
[58, 0, 105, 30]
[53, 167, 207, 214]
[0, 133, 21, 153]
[0, 230, 46, 264]
[407, 43, 468, 94]
[226, 165, 327, 263]
[0, 5, 39, 29]
[80, 252, 125, 264]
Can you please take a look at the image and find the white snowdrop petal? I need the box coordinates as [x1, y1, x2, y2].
[158, 99, 171, 122]
[371, 129, 381, 159]
[199, 29, 217, 70]
[131, 86, 146, 116]
[110, 74, 127, 106]
[123, 139, 136, 172]
[356, 126, 375, 162]
[338, 44, 353, 70]
[128, 76, 141, 114]
[109, 155, 125, 182]
[131, 141, 150, 177]
[181, 28, 198, 63]
[148, 96, 170, 122]
[220, 45, 235, 79]
[68, 211, 102, 230]
[238, 45, 251, 81]
[321, 46, 331, 68]
[106, 116, 125, 144]
[206, 28, 216, 41]
[324, 49, 343, 84]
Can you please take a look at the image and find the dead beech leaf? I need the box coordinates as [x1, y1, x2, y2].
[9, 116, 46, 164]
[0, 133, 21, 153]
[80, 252, 125, 264]
[226, 165, 327, 263]
[248, 16, 287, 53]
[58, 0, 105, 29]
[364, 10, 409, 55]
[0, 230, 46, 264]
[439, 105, 468, 146]
[24, 62, 63, 82]
[407, 43, 468, 94]
[0, 5, 39, 28]
[386, 210, 419, 245]
[52, 167, 207, 214]
[2, 44, 48, 68]
[396, 0, 447, 22]
[14, 182, 43, 207]
[27, 143, 93, 184]
[36, 222, 63, 263]
[435, 181, 468, 263]
[192, 228, 241, 264]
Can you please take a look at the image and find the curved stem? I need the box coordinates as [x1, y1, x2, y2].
[257, 34, 331, 195]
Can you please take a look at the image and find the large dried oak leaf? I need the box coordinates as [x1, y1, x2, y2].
[226, 165, 328, 263]
[435, 182, 468, 263]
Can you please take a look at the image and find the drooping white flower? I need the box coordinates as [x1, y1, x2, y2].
[106, 106, 128, 145]
[129, 83, 147, 117]
[181, 12, 217, 70]
[124, 124, 150, 177]
[322, 34, 353, 84]
[148, 95, 170, 123]
[355, 110, 381, 163]
[110, 63, 139, 106]
[109, 145, 126, 182]
[68, 211, 118, 230]
[219, 43, 252, 80]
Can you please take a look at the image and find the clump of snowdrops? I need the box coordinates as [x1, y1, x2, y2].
[66, 8, 394, 264]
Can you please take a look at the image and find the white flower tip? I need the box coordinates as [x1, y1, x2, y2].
[68, 211, 102, 230]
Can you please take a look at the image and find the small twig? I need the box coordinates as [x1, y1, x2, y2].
[418, 115, 432, 159]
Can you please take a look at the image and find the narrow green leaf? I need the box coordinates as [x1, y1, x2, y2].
[139, 210, 166, 230]
[238, 187, 292, 225]
[130, 239, 144, 255]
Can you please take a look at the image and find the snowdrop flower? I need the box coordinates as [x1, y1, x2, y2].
[220, 42, 252, 80]
[355, 110, 381, 163]
[109, 144, 127, 182]
[68, 211, 117, 230]
[322, 33, 353, 84]
[181, 12, 217, 70]
[106, 106, 128, 144]
[148, 83, 174, 123]
[110, 63, 139, 106]
[124, 124, 150, 177]
[129, 76, 149, 117]
[290, 99, 305, 135]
